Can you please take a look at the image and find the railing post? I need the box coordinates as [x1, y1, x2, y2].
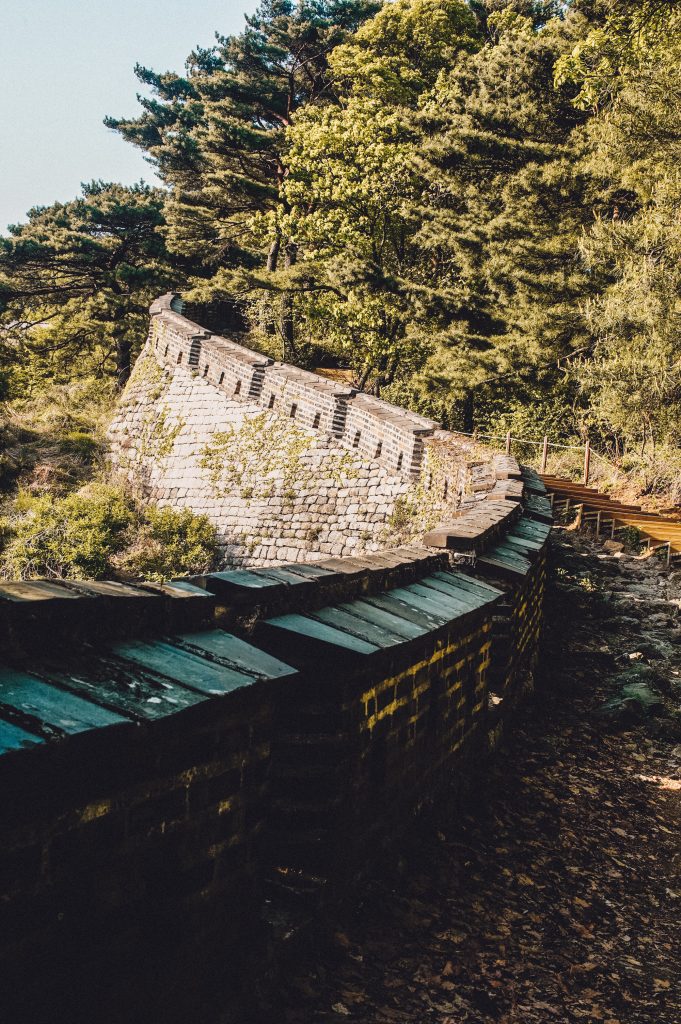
[505, 430, 511, 456]
[540, 435, 548, 474]
[583, 439, 591, 486]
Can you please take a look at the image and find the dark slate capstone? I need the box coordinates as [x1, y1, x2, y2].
[0, 581, 83, 604]
[260, 613, 379, 655]
[0, 668, 127, 736]
[174, 630, 296, 681]
[43, 655, 208, 721]
[309, 605, 406, 649]
[195, 570, 287, 603]
[360, 592, 444, 631]
[0, 716, 43, 755]
[338, 599, 428, 641]
[111, 640, 257, 696]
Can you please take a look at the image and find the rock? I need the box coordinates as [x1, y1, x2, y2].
[648, 612, 673, 626]
[613, 664, 667, 693]
[620, 681, 664, 710]
[632, 639, 673, 661]
[601, 615, 642, 631]
[603, 539, 625, 553]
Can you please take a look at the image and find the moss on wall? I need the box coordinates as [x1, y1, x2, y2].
[200, 413, 358, 502]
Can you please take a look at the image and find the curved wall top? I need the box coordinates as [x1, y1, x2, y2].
[148, 293, 439, 478]
[107, 294, 499, 567]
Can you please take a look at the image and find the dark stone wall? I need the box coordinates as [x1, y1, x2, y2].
[0, 466, 553, 1023]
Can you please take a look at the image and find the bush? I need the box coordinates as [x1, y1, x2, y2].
[0, 487, 220, 583]
[59, 430, 102, 461]
[114, 505, 219, 582]
[0, 484, 135, 580]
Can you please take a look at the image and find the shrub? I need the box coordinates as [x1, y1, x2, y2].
[59, 430, 102, 461]
[0, 484, 135, 580]
[115, 505, 219, 582]
[0, 486, 220, 583]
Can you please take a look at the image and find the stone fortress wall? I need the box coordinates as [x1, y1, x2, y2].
[107, 294, 498, 565]
[0, 294, 557, 1022]
[0, 461, 553, 1024]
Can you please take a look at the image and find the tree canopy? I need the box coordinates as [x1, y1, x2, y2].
[0, 182, 175, 388]
[2, 0, 681, 490]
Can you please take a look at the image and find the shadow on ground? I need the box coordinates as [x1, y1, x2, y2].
[275, 531, 681, 1024]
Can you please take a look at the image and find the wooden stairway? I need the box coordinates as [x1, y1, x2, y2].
[540, 475, 681, 564]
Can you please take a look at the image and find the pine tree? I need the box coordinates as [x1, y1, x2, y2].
[275, 0, 481, 388]
[106, 2, 380, 278]
[573, 22, 681, 454]
[412, 8, 601, 424]
[0, 182, 174, 387]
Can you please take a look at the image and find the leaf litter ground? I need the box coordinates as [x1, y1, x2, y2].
[280, 530, 681, 1024]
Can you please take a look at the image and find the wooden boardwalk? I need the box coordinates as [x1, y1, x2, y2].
[540, 475, 681, 563]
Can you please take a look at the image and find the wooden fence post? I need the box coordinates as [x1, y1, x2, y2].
[540, 435, 548, 474]
[505, 431, 511, 456]
[583, 439, 591, 486]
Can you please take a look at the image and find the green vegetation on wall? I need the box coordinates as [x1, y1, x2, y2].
[200, 412, 358, 502]
[0, 484, 218, 582]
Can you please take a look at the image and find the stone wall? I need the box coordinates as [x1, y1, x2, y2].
[0, 465, 553, 1023]
[107, 295, 492, 566]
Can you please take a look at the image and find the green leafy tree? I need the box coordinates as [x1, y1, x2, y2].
[411, 8, 599, 425]
[330, 0, 480, 104]
[0, 485, 219, 581]
[0, 182, 175, 388]
[555, 0, 681, 110]
[282, 98, 427, 389]
[106, 0, 381, 357]
[0, 484, 136, 580]
[573, 27, 681, 456]
[115, 505, 219, 581]
[259, 0, 482, 388]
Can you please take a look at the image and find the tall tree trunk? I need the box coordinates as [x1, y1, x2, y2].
[462, 389, 474, 433]
[116, 332, 132, 388]
[267, 233, 281, 273]
[264, 232, 282, 337]
[282, 241, 298, 361]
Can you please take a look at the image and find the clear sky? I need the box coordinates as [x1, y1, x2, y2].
[0, 0, 260, 233]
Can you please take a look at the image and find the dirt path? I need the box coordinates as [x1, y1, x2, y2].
[280, 531, 681, 1024]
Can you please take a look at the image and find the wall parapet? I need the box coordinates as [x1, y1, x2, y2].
[0, 470, 552, 1022]
[108, 295, 503, 567]
[149, 293, 439, 479]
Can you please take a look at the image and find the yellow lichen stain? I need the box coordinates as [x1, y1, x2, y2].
[79, 800, 112, 824]
[361, 629, 491, 732]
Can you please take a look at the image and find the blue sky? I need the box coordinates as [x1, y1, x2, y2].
[0, 0, 259, 232]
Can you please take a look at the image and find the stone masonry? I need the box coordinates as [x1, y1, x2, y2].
[107, 295, 497, 566]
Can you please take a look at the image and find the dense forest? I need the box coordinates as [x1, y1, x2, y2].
[0, 0, 680, 579]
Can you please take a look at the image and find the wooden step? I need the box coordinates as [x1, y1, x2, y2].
[541, 475, 681, 557]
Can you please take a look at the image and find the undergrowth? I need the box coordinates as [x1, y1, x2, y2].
[0, 379, 219, 582]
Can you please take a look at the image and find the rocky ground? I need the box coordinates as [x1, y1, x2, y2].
[279, 528, 681, 1024]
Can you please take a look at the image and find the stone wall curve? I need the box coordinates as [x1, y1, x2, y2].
[107, 294, 497, 566]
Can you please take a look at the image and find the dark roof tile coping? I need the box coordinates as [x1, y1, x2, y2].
[150, 306, 210, 340]
[421, 494, 525, 554]
[349, 392, 438, 433]
[152, 301, 435, 442]
[492, 454, 523, 480]
[203, 336, 273, 369]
